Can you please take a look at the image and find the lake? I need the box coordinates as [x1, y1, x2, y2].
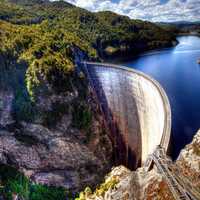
[122, 36, 200, 158]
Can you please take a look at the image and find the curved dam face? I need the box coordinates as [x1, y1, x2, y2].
[82, 62, 171, 169]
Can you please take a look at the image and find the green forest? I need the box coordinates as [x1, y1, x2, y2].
[0, 0, 177, 98]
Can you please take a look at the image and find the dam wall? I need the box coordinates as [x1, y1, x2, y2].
[82, 62, 171, 168]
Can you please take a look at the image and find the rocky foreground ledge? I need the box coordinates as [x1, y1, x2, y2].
[78, 130, 200, 200]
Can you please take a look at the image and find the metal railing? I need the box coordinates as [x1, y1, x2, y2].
[152, 147, 200, 200]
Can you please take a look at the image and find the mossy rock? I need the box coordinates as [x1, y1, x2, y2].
[95, 176, 119, 197]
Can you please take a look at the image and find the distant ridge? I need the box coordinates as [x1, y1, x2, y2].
[157, 21, 200, 26]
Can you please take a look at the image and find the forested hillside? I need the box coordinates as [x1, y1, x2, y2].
[1, 0, 177, 57]
[0, 0, 177, 98]
[159, 21, 200, 36]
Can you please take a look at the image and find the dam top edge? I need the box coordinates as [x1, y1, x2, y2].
[82, 61, 172, 158]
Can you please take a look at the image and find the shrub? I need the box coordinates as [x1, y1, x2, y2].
[42, 102, 69, 127]
[0, 165, 69, 200]
[29, 185, 67, 200]
[72, 103, 92, 130]
[95, 177, 119, 197]
[12, 87, 36, 122]
[75, 187, 92, 200]
[76, 177, 119, 199]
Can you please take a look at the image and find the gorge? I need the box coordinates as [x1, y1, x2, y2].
[0, 0, 200, 199]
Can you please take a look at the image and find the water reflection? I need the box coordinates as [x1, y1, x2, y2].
[122, 36, 200, 158]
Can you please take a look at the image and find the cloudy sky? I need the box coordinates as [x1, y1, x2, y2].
[63, 0, 200, 22]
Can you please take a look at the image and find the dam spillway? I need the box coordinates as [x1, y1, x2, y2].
[82, 62, 171, 169]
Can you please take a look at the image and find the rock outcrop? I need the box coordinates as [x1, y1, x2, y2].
[79, 166, 174, 200]
[177, 130, 200, 188]
[80, 130, 200, 200]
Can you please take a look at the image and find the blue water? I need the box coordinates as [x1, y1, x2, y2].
[122, 36, 200, 158]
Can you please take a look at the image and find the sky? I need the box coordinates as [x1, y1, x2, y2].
[62, 0, 200, 22]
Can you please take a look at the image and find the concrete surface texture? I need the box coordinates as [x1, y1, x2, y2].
[84, 62, 171, 168]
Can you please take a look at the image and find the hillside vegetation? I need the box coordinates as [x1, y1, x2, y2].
[159, 22, 200, 36]
[0, 0, 177, 95]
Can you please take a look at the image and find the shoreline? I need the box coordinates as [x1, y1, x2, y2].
[101, 40, 179, 64]
[103, 34, 200, 64]
[177, 33, 200, 37]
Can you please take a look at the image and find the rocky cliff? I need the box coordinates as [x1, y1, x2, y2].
[78, 130, 200, 200]
[0, 66, 113, 192]
[177, 130, 200, 189]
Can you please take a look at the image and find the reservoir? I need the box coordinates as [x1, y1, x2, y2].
[122, 36, 200, 158]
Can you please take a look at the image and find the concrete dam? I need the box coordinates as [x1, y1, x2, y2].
[81, 62, 171, 169]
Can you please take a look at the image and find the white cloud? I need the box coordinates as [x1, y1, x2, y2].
[53, 0, 200, 22]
